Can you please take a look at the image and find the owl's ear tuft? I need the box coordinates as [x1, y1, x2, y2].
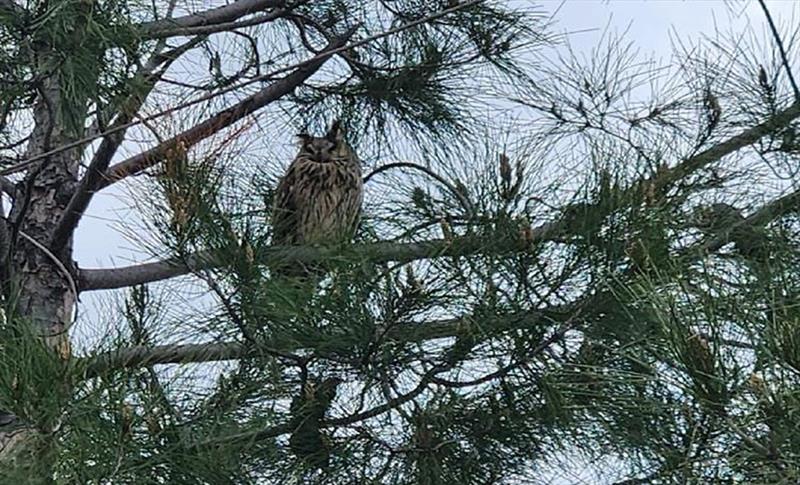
[326, 120, 344, 142]
[296, 132, 312, 146]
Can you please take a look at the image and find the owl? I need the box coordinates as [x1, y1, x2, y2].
[271, 121, 363, 276]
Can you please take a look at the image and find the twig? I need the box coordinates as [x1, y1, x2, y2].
[757, 0, 800, 101]
[365, 161, 475, 216]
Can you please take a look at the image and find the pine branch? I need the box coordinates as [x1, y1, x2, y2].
[139, 8, 289, 39]
[645, 100, 800, 194]
[49, 38, 205, 253]
[78, 100, 800, 293]
[192, 371, 439, 449]
[81, 307, 565, 378]
[193, 354, 455, 450]
[83, 341, 244, 378]
[77, 226, 557, 291]
[77, 178, 800, 293]
[137, 0, 285, 40]
[96, 28, 356, 190]
[79, 250, 216, 291]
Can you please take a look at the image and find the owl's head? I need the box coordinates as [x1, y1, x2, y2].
[296, 120, 353, 163]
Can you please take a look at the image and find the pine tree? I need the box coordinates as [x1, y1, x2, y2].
[0, 1, 798, 483]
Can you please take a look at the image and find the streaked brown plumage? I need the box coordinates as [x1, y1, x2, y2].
[271, 121, 362, 276]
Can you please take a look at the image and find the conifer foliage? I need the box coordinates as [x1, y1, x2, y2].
[0, 1, 797, 483]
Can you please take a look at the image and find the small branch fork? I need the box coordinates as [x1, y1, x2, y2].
[48, 37, 206, 253]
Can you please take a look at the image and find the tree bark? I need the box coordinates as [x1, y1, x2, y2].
[0, 64, 83, 479]
[9, 76, 78, 353]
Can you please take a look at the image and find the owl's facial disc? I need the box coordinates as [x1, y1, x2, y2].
[301, 138, 337, 162]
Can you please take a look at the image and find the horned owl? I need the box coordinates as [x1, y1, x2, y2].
[271, 121, 363, 275]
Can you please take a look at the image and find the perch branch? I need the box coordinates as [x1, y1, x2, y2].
[77, 222, 559, 291]
[78, 102, 800, 292]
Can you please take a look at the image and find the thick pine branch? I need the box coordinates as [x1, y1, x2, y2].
[139, 8, 289, 39]
[81, 307, 562, 378]
[77, 225, 557, 291]
[77, 100, 800, 292]
[137, 0, 285, 39]
[96, 28, 355, 190]
[79, 250, 215, 291]
[83, 341, 244, 378]
[77, 173, 800, 292]
[50, 38, 204, 253]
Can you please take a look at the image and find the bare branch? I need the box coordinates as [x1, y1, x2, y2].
[77, 225, 557, 291]
[83, 341, 244, 379]
[137, 0, 284, 40]
[79, 251, 214, 291]
[140, 8, 289, 39]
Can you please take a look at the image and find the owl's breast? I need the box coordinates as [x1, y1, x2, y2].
[294, 160, 363, 245]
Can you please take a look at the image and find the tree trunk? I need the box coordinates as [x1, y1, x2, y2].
[0, 70, 82, 479]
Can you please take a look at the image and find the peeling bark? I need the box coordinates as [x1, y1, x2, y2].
[0, 74, 81, 473]
[9, 78, 79, 346]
